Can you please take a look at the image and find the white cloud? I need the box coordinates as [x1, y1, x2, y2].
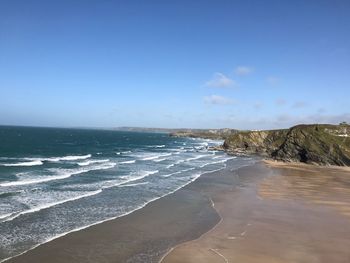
[235, 66, 254, 76]
[204, 73, 237, 88]
[204, 95, 234, 105]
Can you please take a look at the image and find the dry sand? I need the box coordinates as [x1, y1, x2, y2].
[162, 161, 350, 263]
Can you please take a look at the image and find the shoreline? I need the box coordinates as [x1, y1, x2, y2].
[162, 160, 350, 263]
[4, 158, 248, 263]
[5, 158, 350, 262]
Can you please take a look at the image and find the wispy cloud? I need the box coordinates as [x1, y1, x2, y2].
[273, 113, 350, 126]
[204, 95, 234, 105]
[253, 102, 263, 109]
[275, 98, 287, 106]
[204, 73, 237, 88]
[207, 112, 350, 130]
[235, 66, 254, 76]
[292, 101, 307, 109]
[266, 76, 279, 86]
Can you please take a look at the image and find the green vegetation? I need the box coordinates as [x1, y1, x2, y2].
[224, 124, 350, 166]
[170, 129, 239, 140]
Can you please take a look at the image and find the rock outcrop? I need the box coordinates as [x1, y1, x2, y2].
[223, 124, 350, 166]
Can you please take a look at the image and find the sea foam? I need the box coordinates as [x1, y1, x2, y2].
[0, 162, 116, 187]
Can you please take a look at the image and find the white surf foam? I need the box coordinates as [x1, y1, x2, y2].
[118, 182, 149, 188]
[0, 162, 117, 187]
[119, 160, 136, 164]
[17, 154, 92, 163]
[140, 153, 171, 161]
[162, 167, 195, 178]
[153, 158, 166, 162]
[0, 163, 231, 263]
[166, 163, 175, 168]
[0, 213, 13, 220]
[45, 154, 92, 162]
[147, 145, 165, 148]
[77, 159, 109, 166]
[199, 157, 236, 168]
[2, 190, 102, 222]
[186, 155, 207, 162]
[1, 160, 43, 167]
[116, 170, 158, 185]
[141, 155, 160, 161]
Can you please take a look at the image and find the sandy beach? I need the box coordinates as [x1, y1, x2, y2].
[6, 159, 350, 263]
[162, 161, 350, 263]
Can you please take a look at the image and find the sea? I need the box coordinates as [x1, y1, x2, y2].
[0, 126, 255, 261]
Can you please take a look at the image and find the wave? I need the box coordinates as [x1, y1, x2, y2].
[0, 162, 117, 187]
[186, 155, 207, 162]
[140, 153, 171, 161]
[2, 190, 102, 223]
[45, 154, 92, 162]
[118, 182, 149, 188]
[141, 155, 161, 161]
[116, 170, 158, 186]
[77, 159, 109, 166]
[0, 155, 92, 167]
[199, 157, 236, 168]
[147, 145, 165, 148]
[0, 213, 13, 220]
[162, 167, 195, 178]
[0, 160, 43, 167]
[0, 163, 231, 263]
[166, 164, 175, 168]
[199, 160, 226, 168]
[119, 160, 136, 164]
[0, 190, 23, 198]
[153, 158, 166, 162]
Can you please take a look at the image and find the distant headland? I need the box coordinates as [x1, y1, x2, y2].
[170, 123, 350, 166]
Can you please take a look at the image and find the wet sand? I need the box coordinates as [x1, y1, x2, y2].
[162, 161, 350, 263]
[7, 160, 350, 263]
[5, 162, 238, 263]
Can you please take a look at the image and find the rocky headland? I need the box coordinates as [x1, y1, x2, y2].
[169, 128, 239, 140]
[223, 124, 350, 166]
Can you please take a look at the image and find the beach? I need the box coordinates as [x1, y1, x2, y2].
[6, 159, 350, 263]
[163, 161, 350, 263]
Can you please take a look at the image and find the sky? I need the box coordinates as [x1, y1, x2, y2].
[1, 0, 350, 129]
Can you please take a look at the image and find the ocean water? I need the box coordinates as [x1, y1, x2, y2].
[0, 126, 255, 261]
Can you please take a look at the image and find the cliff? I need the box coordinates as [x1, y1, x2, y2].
[223, 124, 350, 166]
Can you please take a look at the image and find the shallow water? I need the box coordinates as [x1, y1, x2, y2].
[0, 126, 252, 261]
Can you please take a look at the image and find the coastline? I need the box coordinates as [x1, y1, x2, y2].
[4, 158, 246, 263]
[5, 158, 350, 262]
[162, 160, 350, 263]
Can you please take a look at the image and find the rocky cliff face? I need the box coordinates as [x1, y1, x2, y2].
[224, 124, 350, 166]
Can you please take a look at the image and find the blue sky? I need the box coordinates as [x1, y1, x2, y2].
[1, 0, 349, 129]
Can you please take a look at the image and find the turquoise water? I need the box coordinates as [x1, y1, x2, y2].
[0, 126, 254, 261]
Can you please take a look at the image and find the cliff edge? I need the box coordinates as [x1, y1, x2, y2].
[223, 124, 350, 166]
